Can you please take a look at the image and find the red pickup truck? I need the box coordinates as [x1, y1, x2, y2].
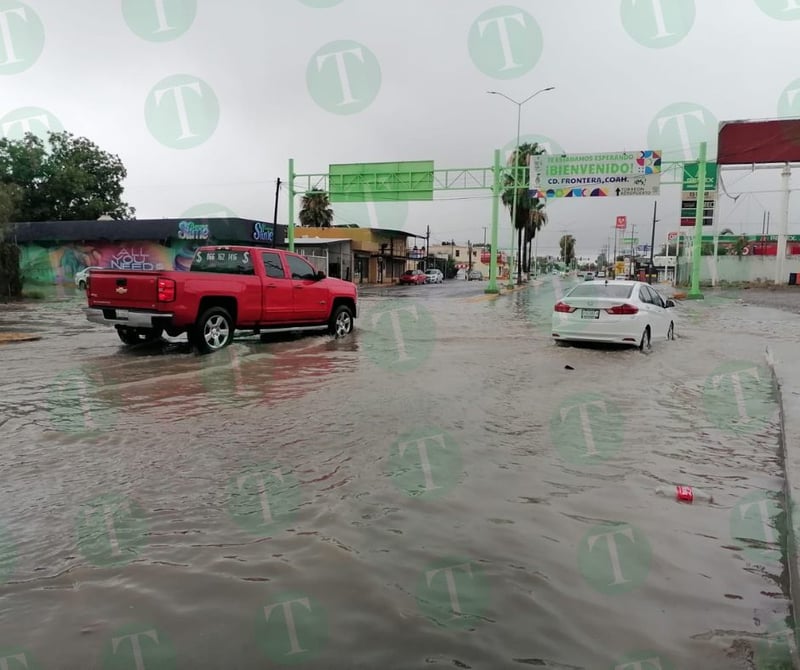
[84, 245, 358, 353]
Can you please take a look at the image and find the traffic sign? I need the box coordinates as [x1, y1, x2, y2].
[615, 216, 627, 229]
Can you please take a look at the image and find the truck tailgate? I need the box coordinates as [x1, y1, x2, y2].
[88, 271, 162, 309]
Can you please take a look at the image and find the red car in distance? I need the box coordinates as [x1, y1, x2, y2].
[399, 269, 427, 285]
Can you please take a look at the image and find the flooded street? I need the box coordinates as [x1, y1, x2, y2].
[0, 279, 797, 669]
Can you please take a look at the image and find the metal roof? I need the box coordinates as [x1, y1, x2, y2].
[294, 237, 351, 244]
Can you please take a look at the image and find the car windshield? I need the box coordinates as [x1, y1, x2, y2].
[566, 283, 633, 299]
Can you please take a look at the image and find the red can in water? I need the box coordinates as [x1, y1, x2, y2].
[675, 486, 694, 502]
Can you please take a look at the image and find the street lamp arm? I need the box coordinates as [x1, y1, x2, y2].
[521, 86, 555, 105]
[487, 91, 520, 106]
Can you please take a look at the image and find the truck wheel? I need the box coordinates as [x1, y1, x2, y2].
[194, 306, 234, 353]
[116, 326, 140, 345]
[116, 326, 163, 345]
[328, 305, 354, 337]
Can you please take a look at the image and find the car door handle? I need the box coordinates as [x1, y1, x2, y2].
[294, 285, 304, 289]
[266, 283, 277, 288]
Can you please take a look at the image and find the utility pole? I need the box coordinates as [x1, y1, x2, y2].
[649, 200, 657, 283]
[272, 177, 281, 248]
[468, 240, 473, 272]
[425, 225, 430, 271]
[483, 227, 487, 247]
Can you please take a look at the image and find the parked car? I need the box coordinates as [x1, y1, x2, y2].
[467, 270, 483, 281]
[84, 246, 358, 353]
[75, 266, 103, 290]
[583, 272, 595, 281]
[551, 280, 676, 350]
[424, 269, 443, 284]
[399, 269, 427, 285]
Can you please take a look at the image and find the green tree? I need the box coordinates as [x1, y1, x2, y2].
[299, 189, 333, 228]
[559, 234, 575, 266]
[524, 200, 547, 275]
[0, 131, 134, 221]
[0, 183, 22, 296]
[502, 142, 548, 284]
[732, 235, 748, 260]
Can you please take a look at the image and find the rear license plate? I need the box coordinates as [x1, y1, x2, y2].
[581, 309, 600, 319]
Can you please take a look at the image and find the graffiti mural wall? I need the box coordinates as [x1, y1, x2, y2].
[20, 240, 203, 285]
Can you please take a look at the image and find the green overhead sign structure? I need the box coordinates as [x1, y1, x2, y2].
[327, 161, 434, 203]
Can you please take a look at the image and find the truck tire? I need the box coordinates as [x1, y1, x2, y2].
[116, 326, 163, 345]
[194, 306, 234, 353]
[328, 304, 354, 337]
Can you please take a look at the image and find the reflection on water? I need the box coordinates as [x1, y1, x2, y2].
[0, 286, 797, 669]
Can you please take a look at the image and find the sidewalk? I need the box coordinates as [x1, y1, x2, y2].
[766, 341, 800, 665]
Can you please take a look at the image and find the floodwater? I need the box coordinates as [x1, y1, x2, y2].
[0, 279, 798, 669]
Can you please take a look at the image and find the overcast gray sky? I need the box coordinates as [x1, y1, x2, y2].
[2, 0, 799, 258]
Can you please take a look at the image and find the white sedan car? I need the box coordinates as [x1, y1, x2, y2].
[425, 269, 443, 283]
[551, 280, 676, 349]
[74, 266, 103, 290]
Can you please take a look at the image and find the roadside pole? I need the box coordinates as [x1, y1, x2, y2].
[287, 158, 295, 252]
[485, 148, 501, 294]
[687, 142, 706, 299]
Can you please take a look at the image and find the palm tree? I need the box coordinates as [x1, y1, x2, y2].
[720, 228, 734, 236]
[524, 200, 547, 274]
[559, 234, 575, 267]
[299, 189, 333, 228]
[502, 142, 548, 284]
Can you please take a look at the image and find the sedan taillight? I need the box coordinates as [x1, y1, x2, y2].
[554, 301, 576, 313]
[605, 303, 639, 315]
[157, 278, 176, 302]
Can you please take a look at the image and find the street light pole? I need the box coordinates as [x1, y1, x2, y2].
[488, 86, 555, 289]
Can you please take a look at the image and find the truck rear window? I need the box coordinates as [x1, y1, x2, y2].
[190, 250, 255, 275]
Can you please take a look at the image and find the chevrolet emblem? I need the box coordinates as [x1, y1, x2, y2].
[116, 286, 128, 294]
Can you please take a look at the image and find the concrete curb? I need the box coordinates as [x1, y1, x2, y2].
[765, 343, 800, 665]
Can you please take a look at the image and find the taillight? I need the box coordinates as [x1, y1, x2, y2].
[157, 278, 176, 302]
[605, 303, 638, 315]
[554, 301, 576, 313]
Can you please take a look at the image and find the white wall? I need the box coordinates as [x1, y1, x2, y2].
[676, 256, 800, 284]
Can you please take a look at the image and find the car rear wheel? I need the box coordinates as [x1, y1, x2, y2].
[194, 306, 234, 354]
[639, 326, 651, 351]
[329, 304, 354, 337]
[78, 280, 86, 290]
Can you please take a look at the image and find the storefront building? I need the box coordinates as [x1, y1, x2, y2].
[10, 218, 287, 286]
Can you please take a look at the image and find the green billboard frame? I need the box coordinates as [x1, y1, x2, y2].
[287, 155, 695, 295]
